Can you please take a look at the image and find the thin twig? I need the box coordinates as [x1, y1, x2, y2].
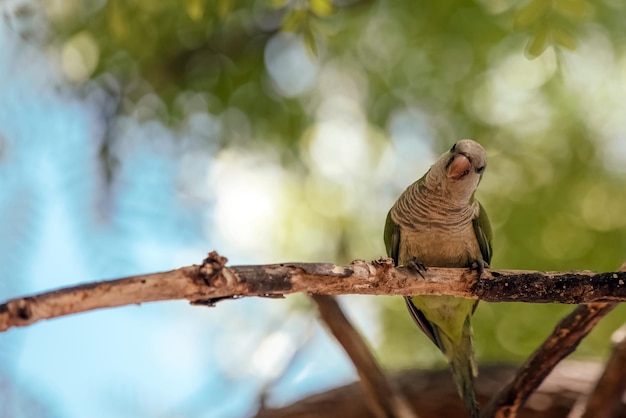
[2, 251, 626, 332]
[312, 295, 419, 418]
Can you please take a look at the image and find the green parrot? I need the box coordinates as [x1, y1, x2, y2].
[384, 139, 492, 418]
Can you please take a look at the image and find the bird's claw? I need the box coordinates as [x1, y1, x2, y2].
[406, 259, 427, 279]
[469, 260, 489, 277]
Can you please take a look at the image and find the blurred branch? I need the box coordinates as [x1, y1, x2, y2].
[311, 295, 419, 418]
[2, 251, 626, 332]
[481, 303, 616, 418]
[482, 263, 626, 418]
[255, 362, 619, 418]
[577, 323, 626, 418]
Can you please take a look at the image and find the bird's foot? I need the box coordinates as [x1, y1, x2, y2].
[469, 259, 489, 277]
[406, 259, 427, 279]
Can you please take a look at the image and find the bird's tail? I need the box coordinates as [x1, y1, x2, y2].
[437, 317, 479, 418]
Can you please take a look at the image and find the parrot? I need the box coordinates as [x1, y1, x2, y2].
[384, 139, 492, 418]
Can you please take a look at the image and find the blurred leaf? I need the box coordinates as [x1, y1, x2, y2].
[282, 9, 308, 32]
[185, 0, 204, 21]
[107, 0, 128, 40]
[217, 0, 232, 18]
[553, 26, 576, 50]
[303, 28, 318, 57]
[271, 0, 290, 8]
[525, 26, 551, 58]
[309, 0, 332, 17]
[554, 0, 593, 20]
[513, 0, 552, 31]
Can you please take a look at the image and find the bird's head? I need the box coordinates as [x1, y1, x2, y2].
[428, 139, 487, 202]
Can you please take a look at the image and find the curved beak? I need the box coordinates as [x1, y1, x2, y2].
[447, 154, 471, 180]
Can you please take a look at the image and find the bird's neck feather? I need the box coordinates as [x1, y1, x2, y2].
[422, 170, 474, 209]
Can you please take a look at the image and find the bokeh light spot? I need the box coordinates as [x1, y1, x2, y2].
[265, 33, 319, 97]
[62, 30, 99, 83]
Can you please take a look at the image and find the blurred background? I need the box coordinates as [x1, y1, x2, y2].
[1, 0, 626, 416]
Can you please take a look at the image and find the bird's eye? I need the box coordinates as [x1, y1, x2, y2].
[450, 143, 457, 152]
[476, 166, 485, 174]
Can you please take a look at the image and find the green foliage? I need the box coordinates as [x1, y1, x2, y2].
[35, 0, 626, 367]
[513, 0, 592, 58]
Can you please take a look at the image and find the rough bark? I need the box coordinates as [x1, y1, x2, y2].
[484, 263, 626, 418]
[2, 251, 626, 332]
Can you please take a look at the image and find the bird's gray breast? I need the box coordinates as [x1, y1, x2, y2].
[392, 194, 480, 267]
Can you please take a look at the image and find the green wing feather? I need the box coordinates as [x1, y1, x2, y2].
[385, 209, 439, 345]
[384, 173, 428, 265]
[472, 201, 493, 266]
[384, 210, 400, 265]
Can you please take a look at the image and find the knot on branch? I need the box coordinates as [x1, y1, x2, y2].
[370, 257, 394, 269]
[199, 251, 229, 288]
[369, 257, 396, 280]
[5, 298, 32, 322]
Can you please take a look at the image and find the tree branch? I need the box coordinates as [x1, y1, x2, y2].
[578, 323, 626, 418]
[481, 302, 616, 418]
[482, 263, 626, 418]
[255, 362, 618, 418]
[1, 251, 626, 332]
